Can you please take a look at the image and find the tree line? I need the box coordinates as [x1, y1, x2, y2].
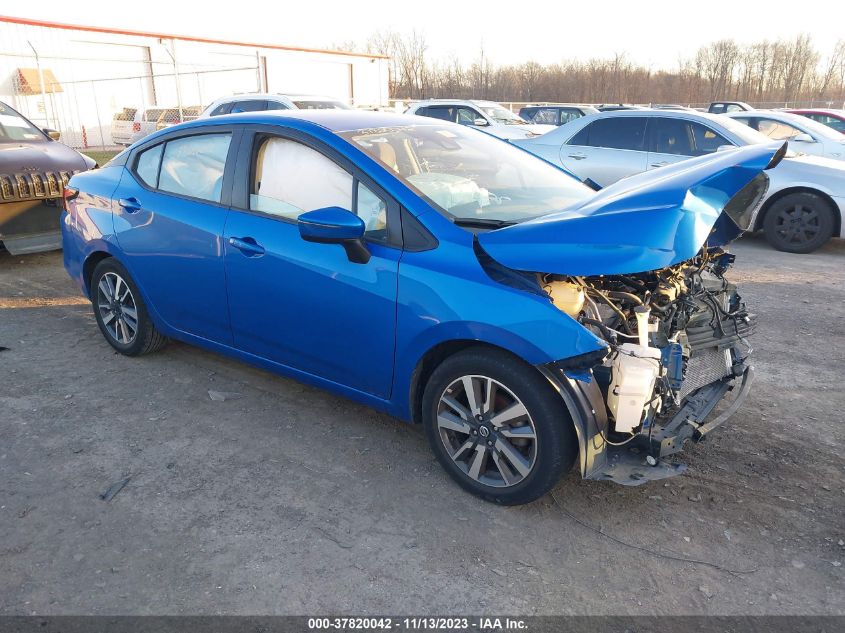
[344, 32, 845, 106]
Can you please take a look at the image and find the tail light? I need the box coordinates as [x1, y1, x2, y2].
[132, 122, 141, 132]
[63, 186, 79, 210]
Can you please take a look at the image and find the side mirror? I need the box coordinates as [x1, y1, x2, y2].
[716, 144, 735, 152]
[793, 133, 815, 143]
[298, 206, 370, 264]
[43, 128, 60, 141]
[473, 117, 489, 127]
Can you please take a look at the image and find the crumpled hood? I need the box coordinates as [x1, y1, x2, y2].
[478, 142, 784, 276]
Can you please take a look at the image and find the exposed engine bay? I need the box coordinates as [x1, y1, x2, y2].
[540, 247, 756, 483]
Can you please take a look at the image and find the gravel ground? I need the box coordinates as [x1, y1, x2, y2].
[1, 235, 843, 615]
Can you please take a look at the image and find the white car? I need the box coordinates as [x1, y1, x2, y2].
[111, 107, 166, 146]
[514, 109, 845, 253]
[286, 95, 351, 110]
[200, 94, 295, 117]
[405, 99, 555, 140]
[726, 110, 845, 161]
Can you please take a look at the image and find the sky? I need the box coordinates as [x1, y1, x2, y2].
[4, 0, 843, 69]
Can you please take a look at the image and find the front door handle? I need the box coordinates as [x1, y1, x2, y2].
[650, 161, 669, 168]
[118, 197, 142, 213]
[228, 236, 265, 256]
[568, 153, 587, 160]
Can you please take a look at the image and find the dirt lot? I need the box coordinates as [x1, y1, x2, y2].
[1, 235, 843, 615]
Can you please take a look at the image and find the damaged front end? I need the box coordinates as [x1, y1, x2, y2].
[476, 142, 785, 485]
[538, 249, 755, 485]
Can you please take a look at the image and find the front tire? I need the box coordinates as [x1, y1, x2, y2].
[91, 258, 167, 356]
[762, 192, 835, 254]
[422, 347, 577, 505]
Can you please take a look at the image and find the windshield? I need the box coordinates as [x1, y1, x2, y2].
[479, 104, 526, 125]
[786, 115, 845, 141]
[0, 102, 46, 142]
[340, 123, 593, 224]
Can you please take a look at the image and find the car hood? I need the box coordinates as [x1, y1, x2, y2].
[489, 123, 556, 140]
[0, 140, 90, 175]
[477, 142, 785, 276]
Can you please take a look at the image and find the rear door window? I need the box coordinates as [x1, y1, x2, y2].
[157, 134, 232, 202]
[230, 100, 267, 114]
[418, 106, 456, 122]
[531, 108, 558, 125]
[581, 117, 648, 151]
[135, 144, 164, 187]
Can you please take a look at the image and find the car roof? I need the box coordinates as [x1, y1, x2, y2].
[288, 95, 345, 101]
[411, 99, 500, 107]
[209, 93, 294, 103]
[162, 109, 437, 135]
[584, 108, 728, 123]
[787, 108, 845, 116]
[522, 103, 596, 108]
[725, 110, 807, 122]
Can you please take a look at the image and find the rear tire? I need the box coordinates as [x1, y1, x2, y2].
[90, 258, 167, 356]
[422, 347, 577, 505]
[762, 192, 835, 254]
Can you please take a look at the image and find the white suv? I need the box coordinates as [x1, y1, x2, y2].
[405, 99, 555, 140]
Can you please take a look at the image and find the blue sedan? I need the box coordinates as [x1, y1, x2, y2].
[62, 110, 782, 504]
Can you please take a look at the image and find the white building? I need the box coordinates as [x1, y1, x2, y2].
[0, 16, 390, 148]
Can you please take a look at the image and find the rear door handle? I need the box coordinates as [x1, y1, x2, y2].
[228, 236, 265, 256]
[568, 153, 587, 160]
[118, 197, 142, 213]
[650, 161, 669, 168]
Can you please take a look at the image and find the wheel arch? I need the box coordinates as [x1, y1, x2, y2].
[754, 186, 841, 237]
[82, 251, 114, 296]
[407, 339, 560, 426]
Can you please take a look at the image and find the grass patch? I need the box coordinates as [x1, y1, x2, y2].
[80, 150, 120, 166]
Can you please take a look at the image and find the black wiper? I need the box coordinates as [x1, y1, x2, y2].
[452, 217, 515, 229]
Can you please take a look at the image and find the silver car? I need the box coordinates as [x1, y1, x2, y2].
[406, 99, 555, 140]
[514, 109, 845, 253]
[726, 110, 845, 161]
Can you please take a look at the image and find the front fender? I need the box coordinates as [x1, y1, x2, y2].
[391, 239, 607, 421]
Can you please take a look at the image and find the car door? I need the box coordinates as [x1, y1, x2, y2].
[559, 116, 649, 186]
[223, 128, 401, 398]
[646, 117, 732, 171]
[112, 128, 239, 344]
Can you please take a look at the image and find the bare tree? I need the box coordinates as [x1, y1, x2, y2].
[363, 30, 845, 108]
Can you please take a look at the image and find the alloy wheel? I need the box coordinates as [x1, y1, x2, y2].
[773, 203, 820, 246]
[96, 272, 139, 345]
[436, 375, 538, 488]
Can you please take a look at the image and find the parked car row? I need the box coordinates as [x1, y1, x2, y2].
[112, 94, 352, 147]
[513, 108, 845, 253]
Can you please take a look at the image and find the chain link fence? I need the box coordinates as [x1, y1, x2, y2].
[1, 22, 263, 151]
[1, 18, 390, 154]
